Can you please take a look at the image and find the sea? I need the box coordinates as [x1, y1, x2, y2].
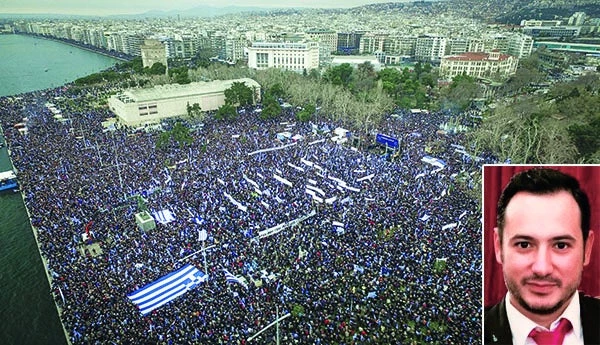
[0, 34, 119, 345]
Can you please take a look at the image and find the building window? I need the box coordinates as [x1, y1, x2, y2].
[256, 52, 269, 68]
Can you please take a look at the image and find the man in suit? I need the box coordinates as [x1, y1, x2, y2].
[484, 168, 600, 345]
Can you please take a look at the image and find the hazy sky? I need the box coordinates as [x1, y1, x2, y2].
[0, 0, 409, 15]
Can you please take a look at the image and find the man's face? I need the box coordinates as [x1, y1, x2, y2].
[494, 190, 594, 317]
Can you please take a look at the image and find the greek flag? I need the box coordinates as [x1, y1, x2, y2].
[223, 269, 248, 289]
[127, 264, 208, 315]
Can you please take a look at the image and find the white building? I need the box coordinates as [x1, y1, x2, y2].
[305, 29, 338, 53]
[140, 39, 167, 68]
[415, 34, 446, 62]
[246, 42, 319, 73]
[440, 51, 518, 79]
[507, 34, 533, 59]
[225, 35, 248, 63]
[108, 78, 261, 125]
[359, 32, 388, 54]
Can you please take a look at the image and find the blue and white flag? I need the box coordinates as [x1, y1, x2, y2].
[223, 269, 248, 289]
[152, 209, 176, 224]
[127, 264, 208, 315]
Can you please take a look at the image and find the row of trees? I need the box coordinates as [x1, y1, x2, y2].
[78, 51, 599, 163]
[471, 73, 600, 163]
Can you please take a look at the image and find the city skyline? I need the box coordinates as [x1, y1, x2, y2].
[0, 0, 424, 16]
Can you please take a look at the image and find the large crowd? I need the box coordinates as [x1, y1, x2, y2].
[0, 84, 491, 344]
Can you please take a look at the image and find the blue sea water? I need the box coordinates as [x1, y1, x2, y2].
[0, 34, 118, 345]
[0, 34, 119, 97]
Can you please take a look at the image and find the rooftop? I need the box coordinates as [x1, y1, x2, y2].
[117, 78, 260, 103]
[445, 52, 511, 61]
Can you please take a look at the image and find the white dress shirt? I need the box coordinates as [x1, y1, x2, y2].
[505, 291, 584, 345]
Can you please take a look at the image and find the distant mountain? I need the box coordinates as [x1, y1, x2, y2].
[443, 0, 600, 24]
[111, 5, 286, 19]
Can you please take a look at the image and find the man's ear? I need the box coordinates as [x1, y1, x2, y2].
[493, 227, 503, 265]
[583, 230, 594, 266]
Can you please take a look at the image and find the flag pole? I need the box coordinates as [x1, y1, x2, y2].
[247, 311, 291, 342]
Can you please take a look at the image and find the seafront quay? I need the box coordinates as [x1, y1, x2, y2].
[0, 124, 71, 345]
[0, 84, 486, 344]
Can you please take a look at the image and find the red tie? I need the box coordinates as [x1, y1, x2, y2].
[528, 318, 573, 345]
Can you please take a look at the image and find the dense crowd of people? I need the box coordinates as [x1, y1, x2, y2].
[0, 84, 490, 344]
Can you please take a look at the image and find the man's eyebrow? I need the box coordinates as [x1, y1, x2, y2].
[508, 235, 536, 242]
[551, 235, 577, 242]
[508, 235, 578, 242]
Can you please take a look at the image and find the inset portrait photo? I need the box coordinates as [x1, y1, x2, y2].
[482, 165, 600, 345]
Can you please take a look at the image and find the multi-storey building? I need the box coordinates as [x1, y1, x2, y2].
[246, 42, 319, 73]
[440, 51, 518, 79]
[522, 26, 581, 38]
[568, 12, 587, 26]
[104, 31, 126, 53]
[467, 38, 485, 52]
[446, 37, 470, 55]
[507, 34, 533, 59]
[224, 35, 248, 63]
[415, 34, 446, 62]
[520, 19, 562, 27]
[383, 35, 416, 56]
[337, 31, 365, 55]
[123, 34, 144, 56]
[484, 34, 509, 53]
[305, 29, 338, 53]
[359, 32, 388, 54]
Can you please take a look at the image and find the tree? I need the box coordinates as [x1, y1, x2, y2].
[155, 122, 193, 149]
[169, 67, 191, 84]
[351, 61, 377, 94]
[568, 118, 600, 159]
[470, 98, 578, 163]
[214, 104, 238, 121]
[186, 102, 203, 121]
[269, 83, 286, 99]
[323, 63, 354, 88]
[224, 82, 254, 107]
[296, 104, 316, 122]
[148, 62, 166, 75]
[171, 122, 193, 147]
[439, 74, 480, 111]
[260, 95, 282, 120]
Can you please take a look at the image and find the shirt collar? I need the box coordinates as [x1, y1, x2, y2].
[505, 291, 582, 345]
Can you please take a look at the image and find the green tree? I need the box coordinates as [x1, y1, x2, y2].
[171, 122, 193, 147]
[224, 81, 254, 107]
[269, 83, 286, 99]
[351, 61, 377, 94]
[260, 94, 282, 120]
[568, 118, 600, 159]
[186, 102, 203, 121]
[296, 104, 316, 122]
[148, 62, 166, 75]
[439, 74, 479, 111]
[214, 104, 238, 121]
[156, 122, 193, 149]
[323, 63, 354, 88]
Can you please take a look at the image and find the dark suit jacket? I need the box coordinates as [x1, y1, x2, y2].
[484, 292, 600, 345]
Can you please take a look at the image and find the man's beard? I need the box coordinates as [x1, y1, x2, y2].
[505, 273, 578, 315]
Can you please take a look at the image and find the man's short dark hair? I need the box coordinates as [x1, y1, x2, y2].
[496, 168, 591, 243]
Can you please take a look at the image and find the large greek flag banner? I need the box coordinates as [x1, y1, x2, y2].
[127, 264, 208, 315]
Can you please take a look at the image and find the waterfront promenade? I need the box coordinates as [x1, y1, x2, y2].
[0, 83, 486, 344]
